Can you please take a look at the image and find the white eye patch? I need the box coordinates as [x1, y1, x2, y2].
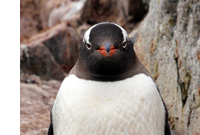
[83, 22, 128, 44]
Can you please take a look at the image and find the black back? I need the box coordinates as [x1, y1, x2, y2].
[47, 112, 53, 135]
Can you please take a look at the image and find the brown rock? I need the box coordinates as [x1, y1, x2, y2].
[20, 73, 42, 85]
[80, 0, 148, 32]
[43, 24, 81, 72]
[20, 79, 61, 135]
[34, 0, 85, 29]
[22, 22, 81, 73]
[48, 0, 87, 28]
[20, 0, 42, 43]
[34, 0, 67, 29]
[20, 44, 66, 80]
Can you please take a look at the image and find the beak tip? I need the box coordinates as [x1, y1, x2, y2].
[104, 41, 111, 52]
[105, 48, 110, 52]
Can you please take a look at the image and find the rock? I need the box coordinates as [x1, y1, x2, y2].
[43, 24, 81, 72]
[20, 80, 61, 135]
[79, 0, 148, 32]
[20, 73, 42, 85]
[21, 22, 81, 73]
[132, 0, 200, 134]
[76, 23, 91, 41]
[34, 0, 86, 29]
[49, 0, 86, 27]
[128, 0, 148, 23]
[80, 0, 128, 25]
[20, 44, 66, 80]
[34, 0, 67, 29]
[20, 0, 42, 42]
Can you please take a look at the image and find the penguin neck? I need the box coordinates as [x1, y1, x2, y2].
[70, 56, 149, 82]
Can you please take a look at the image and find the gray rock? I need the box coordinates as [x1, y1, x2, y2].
[132, 0, 200, 134]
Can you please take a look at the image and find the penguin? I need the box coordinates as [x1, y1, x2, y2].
[47, 22, 171, 135]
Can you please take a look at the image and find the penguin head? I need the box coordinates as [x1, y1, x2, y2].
[77, 22, 137, 80]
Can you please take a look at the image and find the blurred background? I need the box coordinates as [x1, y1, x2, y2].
[20, 0, 200, 134]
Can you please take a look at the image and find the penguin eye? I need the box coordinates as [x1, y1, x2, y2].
[86, 43, 92, 50]
[122, 41, 127, 48]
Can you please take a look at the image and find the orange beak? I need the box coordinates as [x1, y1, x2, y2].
[98, 45, 117, 57]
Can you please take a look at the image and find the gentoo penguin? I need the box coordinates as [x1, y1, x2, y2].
[47, 22, 171, 135]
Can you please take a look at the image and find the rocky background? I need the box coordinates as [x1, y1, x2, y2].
[20, 0, 200, 134]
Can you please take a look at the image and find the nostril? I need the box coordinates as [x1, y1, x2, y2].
[104, 41, 111, 52]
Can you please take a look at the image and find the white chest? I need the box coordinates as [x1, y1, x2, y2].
[52, 74, 165, 135]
